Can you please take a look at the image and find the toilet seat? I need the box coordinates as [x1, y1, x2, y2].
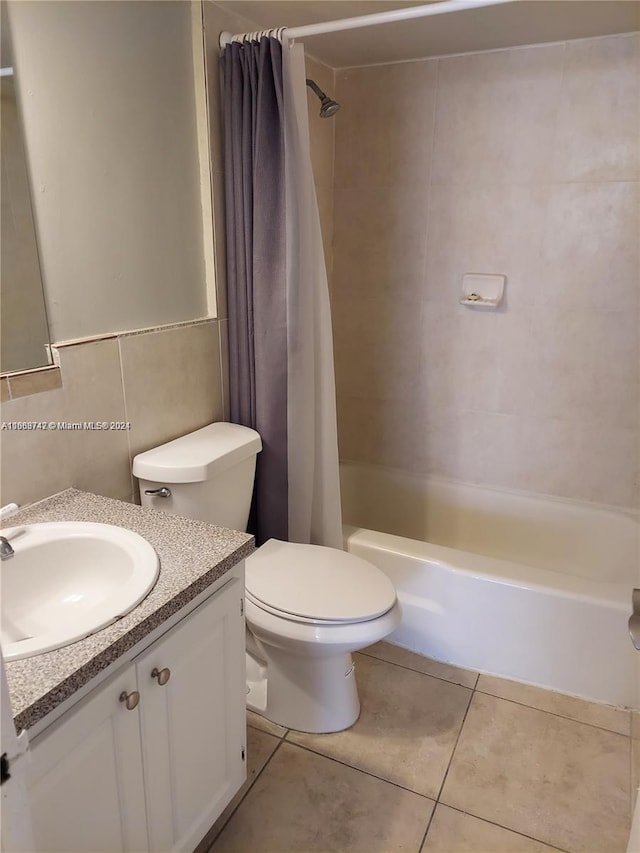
[245, 594, 402, 651]
[245, 539, 396, 625]
[245, 589, 392, 626]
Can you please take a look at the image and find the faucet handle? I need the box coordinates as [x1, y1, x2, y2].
[0, 503, 19, 521]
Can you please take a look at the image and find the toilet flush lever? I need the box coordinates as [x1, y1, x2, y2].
[144, 487, 171, 498]
[629, 589, 640, 650]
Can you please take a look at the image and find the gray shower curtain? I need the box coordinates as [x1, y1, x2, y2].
[223, 35, 343, 551]
[223, 38, 288, 545]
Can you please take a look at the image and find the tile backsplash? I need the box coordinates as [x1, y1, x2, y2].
[1, 319, 225, 508]
[332, 33, 639, 509]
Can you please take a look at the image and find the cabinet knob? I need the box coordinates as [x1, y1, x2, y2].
[119, 690, 140, 711]
[151, 667, 171, 686]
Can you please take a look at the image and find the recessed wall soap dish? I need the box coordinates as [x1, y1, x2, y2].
[460, 273, 505, 307]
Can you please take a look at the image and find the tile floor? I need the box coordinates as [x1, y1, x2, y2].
[199, 642, 632, 853]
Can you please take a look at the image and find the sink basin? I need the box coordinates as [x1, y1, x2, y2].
[1, 522, 159, 661]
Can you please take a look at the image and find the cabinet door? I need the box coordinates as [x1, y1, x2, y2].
[137, 578, 246, 852]
[28, 666, 148, 853]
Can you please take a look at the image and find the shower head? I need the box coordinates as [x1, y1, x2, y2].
[306, 78, 340, 118]
[319, 96, 340, 118]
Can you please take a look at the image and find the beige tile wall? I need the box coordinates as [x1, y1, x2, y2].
[333, 33, 640, 509]
[0, 320, 225, 508]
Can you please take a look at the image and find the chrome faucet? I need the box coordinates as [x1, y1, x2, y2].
[0, 536, 15, 560]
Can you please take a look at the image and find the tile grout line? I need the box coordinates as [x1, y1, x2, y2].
[435, 684, 476, 804]
[434, 803, 572, 853]
[247, 721, 288, 740]
[358, 650, 478, 691]
[115, 336, 135, 499]
[419, 684, 476, 852]
[474, 688, 631, 738]
[417, 801, 439, 853]
[281, 735, 438, 803]
[361, 650, 629, 738]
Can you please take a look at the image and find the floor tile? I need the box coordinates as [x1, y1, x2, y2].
[422, 804, 562, 852]
[247, 709, 287, 738]
[196, 728, 280, 853]
[287, 654, 472, 798]
[441, 692, 630, 853]
[211, 741, 434, 852]
[477, 674, 630, 735]
[362, 641, 478, 689]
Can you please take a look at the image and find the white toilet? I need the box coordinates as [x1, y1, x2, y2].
[133, 422, 401, 733]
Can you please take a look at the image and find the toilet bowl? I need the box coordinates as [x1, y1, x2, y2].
[133, 422, 401, 733]
[244, 538, 401, 732]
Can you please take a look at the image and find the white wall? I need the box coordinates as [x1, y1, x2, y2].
[7, 0, 208, 343]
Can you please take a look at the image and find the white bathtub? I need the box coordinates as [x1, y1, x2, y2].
[341, 463, 639, 708]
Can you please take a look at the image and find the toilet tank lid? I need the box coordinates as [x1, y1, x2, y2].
[132, 423, 262, 484]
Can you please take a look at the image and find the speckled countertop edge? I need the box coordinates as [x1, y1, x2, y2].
[2, 488, 254, 731]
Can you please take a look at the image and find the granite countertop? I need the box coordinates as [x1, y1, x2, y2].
[2, 488, 254, 732]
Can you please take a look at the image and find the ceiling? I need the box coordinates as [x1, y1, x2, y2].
[215, 1, 640, 67]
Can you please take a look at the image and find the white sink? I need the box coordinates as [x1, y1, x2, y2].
[1, 522, 159, 661]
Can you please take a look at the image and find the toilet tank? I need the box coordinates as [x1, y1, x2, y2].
[132, 423, 262, 531]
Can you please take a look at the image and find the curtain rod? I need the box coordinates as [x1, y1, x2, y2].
[219, 0, 515, 49]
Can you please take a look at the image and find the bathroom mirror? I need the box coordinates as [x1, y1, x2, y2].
[0, 3, 52, 375]
[1, 0, 210, 368]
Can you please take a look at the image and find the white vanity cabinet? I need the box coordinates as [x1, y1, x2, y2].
[27, 576, 247, 853]
[136, 576, 247, 851]
[28, 663, 149, 852]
